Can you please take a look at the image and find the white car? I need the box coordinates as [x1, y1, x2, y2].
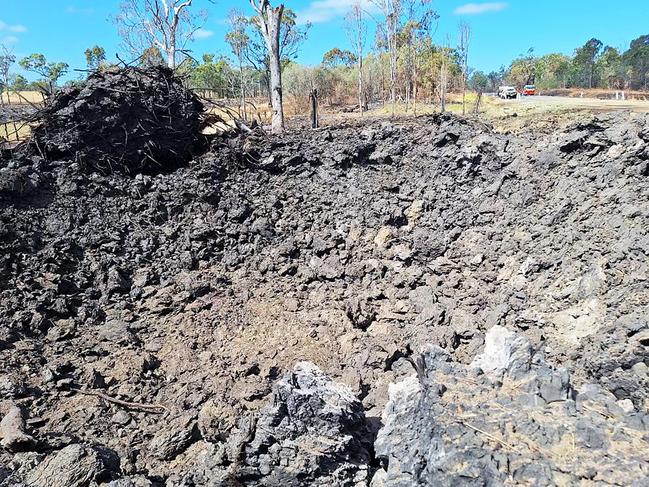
[498, 86, 518, 99]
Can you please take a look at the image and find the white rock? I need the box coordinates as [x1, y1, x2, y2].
[471, 325, 533, 377]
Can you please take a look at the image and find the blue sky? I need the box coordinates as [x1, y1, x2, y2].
[2, 0, 648, 81]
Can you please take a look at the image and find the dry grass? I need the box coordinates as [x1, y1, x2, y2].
[1, 90, 45, 105]
[430, 369, 649, 484]
[0, 121, 32, 142]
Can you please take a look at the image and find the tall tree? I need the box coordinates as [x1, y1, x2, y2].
[372, 0, 402, 111]
[11, 75, 29, 91]
[596, 47, 624, 89]
[439, 35, 450, 112]
[457, 22, 470, 115]
[345, 2, 367, 114]
[225, 9, 250, 119]
[249, 0, 286, 133]
[486, 70, 502, 91]
[508, 48, 537, 87]
[322, 48, 356, 68]
[400, 0, 437, 113]
[19, 53, 69, 94]
[114, 0, 204, 69]
[191, 54, 236, 95]
[84, 45, 107, 71]
[245, 7, 308, 99]
[623, 35, 649, 90]
[574, 38, 603, 88]
[0, 45, 16, 95]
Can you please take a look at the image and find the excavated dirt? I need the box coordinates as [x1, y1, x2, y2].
[26, 66, 204, 175]
[1, 111, 649, 485]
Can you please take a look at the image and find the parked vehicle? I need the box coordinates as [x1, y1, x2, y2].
[498, 86, 518, 99]
[522, 85, 537, 96]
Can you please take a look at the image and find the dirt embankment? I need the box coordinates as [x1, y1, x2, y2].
[0, 70, 648, 485]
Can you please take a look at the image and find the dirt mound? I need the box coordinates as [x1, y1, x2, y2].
[28, 66, 204, 175]
[1, 112, 648, 485]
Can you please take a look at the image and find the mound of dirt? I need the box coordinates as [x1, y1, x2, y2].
[28, 66, 204, 175]
[1, 111, 648, 485]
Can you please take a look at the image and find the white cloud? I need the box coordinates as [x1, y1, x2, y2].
[1, 35, 19, 45]
[65, 6, 95, 14]
[296, 0, 376, 25]
[0, 20, 27, 33]
[454, 2, 508, 15]
[194, 28, 214, 39]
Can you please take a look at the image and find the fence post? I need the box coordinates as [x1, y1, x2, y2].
[309, 89, 319, 129]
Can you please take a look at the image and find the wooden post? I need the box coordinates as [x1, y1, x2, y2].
[309, 89, 319, 129]
[473, 91, 483, 116]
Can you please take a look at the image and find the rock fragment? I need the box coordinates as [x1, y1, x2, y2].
[25, 444, 120, 487]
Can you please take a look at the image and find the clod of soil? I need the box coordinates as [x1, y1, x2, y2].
[27, 66, 204, 175]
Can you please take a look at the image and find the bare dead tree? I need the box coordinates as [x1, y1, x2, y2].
[113, 0, 205, 69]
[402, 0, 437, 114]
[372, 0, 401, 114]
[458, 21, 470, 115]
[226, 9, 250, 121]
[345, 3, 367, 114]
[0, 45, 16, 103]
[439, 34, 450, 113]
[249, 0, 285, 133]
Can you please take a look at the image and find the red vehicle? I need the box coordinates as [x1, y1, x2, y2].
[522, 84, 537, 96]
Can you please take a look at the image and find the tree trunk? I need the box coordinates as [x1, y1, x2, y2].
[166, 30, 176, 69]
[358, 56, 364, 114]
[262, 5, 285, 134]
[389, 41, 396, 116]
[413, 61, 417, 115]
[240, 63, 246, 121]
[440, 61, 447, 113]
[264, 70, 272, 105]
[309, 89, 318, 128]
[462, 74, 467, 115]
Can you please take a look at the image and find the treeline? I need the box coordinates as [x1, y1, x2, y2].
[1, 0, 648, 108]
[197, 34, 649, 108]
[478, 36, 649, 92]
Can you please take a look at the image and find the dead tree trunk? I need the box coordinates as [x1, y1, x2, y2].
[167, 36, 177, 69]
[250, 0, 285, 134]
[309, 89, 318, 128]
[458, 22, 470, 116]
[239, 64, 247, 121]
[440, 51, 448, 112]
[345, 3, 366, 115]
[358, 57, 364, 113]
[372, 0, 401, 115]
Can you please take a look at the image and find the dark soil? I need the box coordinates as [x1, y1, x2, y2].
[0, 111, 648, 485]
[26, 66, 204, 175]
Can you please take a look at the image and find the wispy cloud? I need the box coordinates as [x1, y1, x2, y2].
[1, 35, 19, 45]
[296, 0, 376, 25]
[454, 2, 508, 15]
[0, 20, 27, 33]
[65, 6, 95, 14]
[8, 24, 26, 33]
[194, 28, 214, 39]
